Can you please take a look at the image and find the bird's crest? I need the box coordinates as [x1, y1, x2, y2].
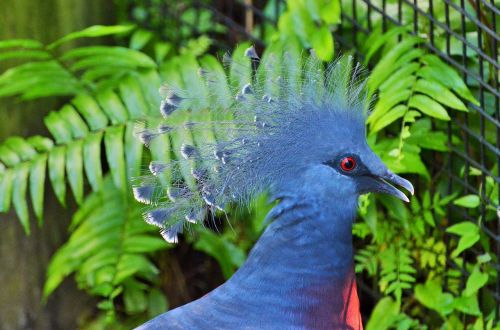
[133, 44, 368, 243]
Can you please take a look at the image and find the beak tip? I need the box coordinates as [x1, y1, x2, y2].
[385, 171, 414, 201]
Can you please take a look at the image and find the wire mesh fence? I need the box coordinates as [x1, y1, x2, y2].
[124, 0, 499, 322]
[339, 0, 500, 321]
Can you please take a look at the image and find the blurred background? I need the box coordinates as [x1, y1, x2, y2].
[0, 0, 499, 329]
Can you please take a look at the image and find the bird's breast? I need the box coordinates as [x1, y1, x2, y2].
[296, 268, 363, 330]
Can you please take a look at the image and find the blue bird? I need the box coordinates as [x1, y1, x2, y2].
[133, 47, 414, 329]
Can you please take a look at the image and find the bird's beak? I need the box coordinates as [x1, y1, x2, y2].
[377, 171, 414, 202]
[359, 171, 414, 202]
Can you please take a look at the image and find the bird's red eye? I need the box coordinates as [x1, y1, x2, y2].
[340, 157, 356, 172]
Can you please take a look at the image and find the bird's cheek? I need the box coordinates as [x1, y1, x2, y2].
[354, 176, 379, 194]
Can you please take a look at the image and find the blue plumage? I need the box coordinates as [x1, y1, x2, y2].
[133, 47, 414, 329]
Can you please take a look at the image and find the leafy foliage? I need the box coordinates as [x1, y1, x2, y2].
[275, 0, 340, 61]
[0, 25, 163, 233]
[0, 25, 180, 324]
[115, 0, 227, 47]
[0, 24, 262, 324]
[353, 27, 499, 329]
[1, 1, 499, 328]
[364, 29, 475, 181]
[44, 177, 168, 320]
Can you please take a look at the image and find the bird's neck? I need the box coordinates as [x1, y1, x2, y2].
[217, 196, 363, 328]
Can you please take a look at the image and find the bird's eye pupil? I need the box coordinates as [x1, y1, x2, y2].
[340, 157, 356, 171]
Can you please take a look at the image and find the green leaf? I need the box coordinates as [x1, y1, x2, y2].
[104, 126, 126, 190]
[0, 39, 43, 49]
[66, 140, 84, 204]
[413, 79, 468, 111]
[194, 228, 246, 279]
[154, 42, 171, 63]
[130, 29, 153, 50]
[65, 46, 156, 70]
[71, 93, 109, 131]
[364, 26, 409, 63]
[114, 254, 158, 285]
[406, 119, 449, 151]
[477, 253, 491, 264]
[423, 210, 435, 227]
[49, 25, 135, 49]
[415, 280, 454, 316]
[13, 164, 30, 234]
[0, 59, 83, 99]
[453, 233, 480, 257]
[97, 300, 113, 311]
[119, 75, 149, 119]
[229, 42, 252, 91]
[44, 111, 73, 144]
[179, 55, 208, 111]
[96, 89, 129, 124]
[149, 131, 172, 185]
[408, 94, 450, 121]
[79, 250, 117, 277]
[200, 55, 232, 109]
[382, 149, 430, 180]
[370, 104, 407, 133]
[281, 7, 313, 46]
[48, 146, 66, 206]
[420, 54, 478, 105]
[59, 105, 89, 139]
[379, 64, 419, 93]
[83, 132, 103, 192]
[368, 90, 412, 126]
[464, 267, 488, 296]
[124, 284, 147, 314]
[123, 236, 167, 253]
[147, 289, 168, 318]
[22, 81, 82, 100]
[0, 50, 50, 61]
[136, 70, 162, 111]
[366, 297, 400, 330]
[167, 111, 196, 189]
[27, 139, 53, 158]
[453, 194, 480, 208]
[454, 294, 481, 316]
[447, 221, 479, 236]
[320, 0, 341, 25]
[4, 136, 37, 161]
[304, 0, 320, 21]
[30, 155, 47, 223]
[124, 122, 143, 180]
[368, 37, 422, 96]
[310, 25, 334, 62]
[0, 145, 21, 166]
[0, 169, 14, 212]
[446, 221, 480, 257]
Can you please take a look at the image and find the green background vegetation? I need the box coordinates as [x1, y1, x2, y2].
[0, 0, 498, 329]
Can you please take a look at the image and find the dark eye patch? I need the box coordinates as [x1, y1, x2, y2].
[324, 154, 369, 176]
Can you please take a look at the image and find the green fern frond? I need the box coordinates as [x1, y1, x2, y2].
[43, 176, 169, 315]
[365, 29, 477, 181]
[379, 245, 416, 302]
[0, 26, 169, 231]
[0, 72, 159, 230]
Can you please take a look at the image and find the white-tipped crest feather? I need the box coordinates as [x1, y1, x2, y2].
[133, 45, 368, 243]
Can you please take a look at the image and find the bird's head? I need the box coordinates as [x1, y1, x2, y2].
[257, 98, 413, 206]
[133, 49, 414, 242]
